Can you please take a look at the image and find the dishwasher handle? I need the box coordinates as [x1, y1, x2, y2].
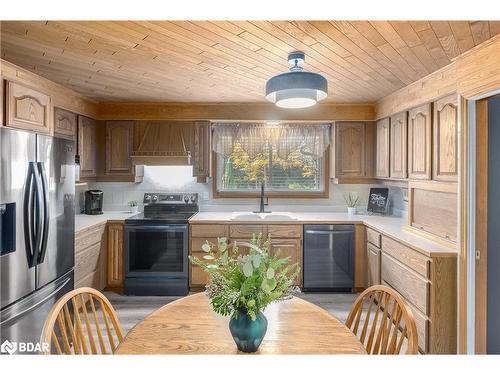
[305, 230, 355, 235]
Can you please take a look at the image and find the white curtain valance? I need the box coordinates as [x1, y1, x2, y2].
[212, 123, 331, 159]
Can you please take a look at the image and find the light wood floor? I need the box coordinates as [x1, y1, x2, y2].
[105, 292, 358, 334]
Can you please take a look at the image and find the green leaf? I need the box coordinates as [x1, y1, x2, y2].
[202, 254, 214, 260]
[266, 267, 275, 279]
[267, 277, 277, 291]
[201, 243, 211, 253]
[220, 251, 228, 263]
[252, 254, 261, 268]
[242, 260, 253, 277]
[206, 264, 218, 269]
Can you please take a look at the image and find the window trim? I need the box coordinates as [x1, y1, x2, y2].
[211, 146, 330, 199]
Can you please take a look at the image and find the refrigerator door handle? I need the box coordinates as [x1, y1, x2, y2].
[23, 162, 42, 268]
[37, 162, 50, 264]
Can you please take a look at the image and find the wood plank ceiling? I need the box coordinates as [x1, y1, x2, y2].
[1, 21, 499, 103]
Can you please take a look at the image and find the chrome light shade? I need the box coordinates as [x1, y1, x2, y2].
[265, 52, 328, 109]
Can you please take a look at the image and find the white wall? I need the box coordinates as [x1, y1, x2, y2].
[78, 166, 407, 216]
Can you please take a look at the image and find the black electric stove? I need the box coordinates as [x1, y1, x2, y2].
[123, 193, 199, 296]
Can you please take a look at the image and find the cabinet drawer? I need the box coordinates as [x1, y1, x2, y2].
[75, 224, 105, 254]
[75, 242, 102, 283]
[229, 225, 265, 239]
[381, 236, 430, 278]
[381, 253, 430, 315]
[189, 252, 210, 287]
[190, 237, 219, 254]
[190, 224, 227, 238]
[267, 225, 302, 238]
[366, 227, 381, 248]
[382, 280, 429, 353]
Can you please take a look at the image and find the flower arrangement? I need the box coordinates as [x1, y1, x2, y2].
[189, 234, 300, 320]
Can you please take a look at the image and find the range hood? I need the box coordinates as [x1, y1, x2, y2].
[131, 151, 191, 166]
[131, 121, 194, 166]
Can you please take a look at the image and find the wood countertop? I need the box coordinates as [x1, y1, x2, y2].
[189, 212, 458, 257]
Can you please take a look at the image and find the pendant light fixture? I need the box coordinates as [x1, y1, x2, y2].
[265, 51, 328, 109]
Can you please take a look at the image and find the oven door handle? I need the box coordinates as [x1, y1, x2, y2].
[125, 225, 188, 231]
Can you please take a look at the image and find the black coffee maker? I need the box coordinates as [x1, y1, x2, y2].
[84, 190, 103, 215]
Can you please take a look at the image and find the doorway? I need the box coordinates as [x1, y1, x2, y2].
[475, 95, 500, 354]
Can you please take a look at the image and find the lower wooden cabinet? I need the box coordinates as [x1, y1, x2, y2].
[189, 224, 303, 288]
[366, 243, 381, 286]
[269, 239, 302, 286]
[107, 221, 125, 288]
[367, 227, 457, 354]
[74, 223, 106, 290]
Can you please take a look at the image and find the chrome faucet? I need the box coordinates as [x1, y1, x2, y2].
[254, 181, 270, 213]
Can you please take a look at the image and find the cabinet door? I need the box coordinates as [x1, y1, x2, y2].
[78, 115, 97, 178]
[375, 118, 390, 178]
[107, 222, 124, 288]
[390, 112, 408, 179]
[270, 239, 302, 286]
[192, 121, 210, 183]
[367, 243, 381, 286]
[335, 122, 366, 177]
[408, 103, 432, 180]
[433, 94, 458, 181]
[6, 81, 51, 133]
[106, 121, 133, 175]
[54, 107, 77, 140]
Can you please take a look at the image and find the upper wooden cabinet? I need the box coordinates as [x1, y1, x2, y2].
[78, 115, 97, 178]
[408, 103, 432, 180]
[5, 81, 51, 134]
[331, 122, 375, 181]
[105, 121, 134, 176]
[389, 111, 408, 179]
[375, 118, 390, 178]
[433, 94, 458, 182]
[192, 121, 211, 183]
[54, 107, 77, 140]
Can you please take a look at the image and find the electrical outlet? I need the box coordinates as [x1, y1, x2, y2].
[202, 191, 210, 200]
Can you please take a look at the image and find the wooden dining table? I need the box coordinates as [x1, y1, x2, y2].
[115, 293, 366, 354]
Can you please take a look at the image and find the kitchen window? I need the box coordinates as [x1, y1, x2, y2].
[212, 123, 331, 198]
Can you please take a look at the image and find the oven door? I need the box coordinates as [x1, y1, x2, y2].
[124, 224, 188, 278]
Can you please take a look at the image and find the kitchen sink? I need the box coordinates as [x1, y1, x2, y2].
[230, 212, 297, 221]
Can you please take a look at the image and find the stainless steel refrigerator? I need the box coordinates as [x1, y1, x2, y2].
[0, 127, 75, 353]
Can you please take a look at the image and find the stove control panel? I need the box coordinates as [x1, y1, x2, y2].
[143, 193, 198, 205]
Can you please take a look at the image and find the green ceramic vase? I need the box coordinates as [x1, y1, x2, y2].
[229, 309, 268, 353]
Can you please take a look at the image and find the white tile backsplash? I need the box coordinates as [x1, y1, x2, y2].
[84, 165, 407, 216]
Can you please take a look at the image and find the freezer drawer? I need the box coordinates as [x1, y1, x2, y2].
[0, 270, 73, 354]
[303, 224, 355, 291]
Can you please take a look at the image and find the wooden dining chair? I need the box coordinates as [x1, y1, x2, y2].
[41, 287, 124, 354]
[345, 285, 419, 355]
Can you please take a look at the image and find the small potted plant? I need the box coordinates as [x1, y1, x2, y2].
[344, 192, 360, 215]
[189, 234, 300, 353]
[128, 200, 139, 214]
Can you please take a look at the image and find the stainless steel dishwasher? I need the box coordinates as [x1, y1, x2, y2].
[303, 224, 355, 292]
